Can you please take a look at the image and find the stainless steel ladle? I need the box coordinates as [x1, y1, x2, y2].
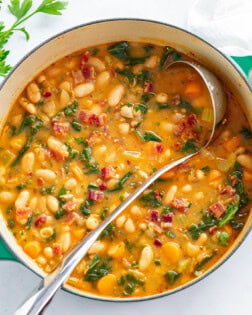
[14, 60, 226, 315]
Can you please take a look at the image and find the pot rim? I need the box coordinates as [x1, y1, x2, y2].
[0, 17, 251, 303]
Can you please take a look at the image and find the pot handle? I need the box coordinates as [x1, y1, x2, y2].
[231, 56, 252, 78]
[0, 236, 18, 261]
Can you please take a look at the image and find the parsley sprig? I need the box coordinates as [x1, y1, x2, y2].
[0, 0, 68, 77]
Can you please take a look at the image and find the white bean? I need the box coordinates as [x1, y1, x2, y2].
[185, 242, 200, 257]
[237, 154, 252, 171]
[194, 192, 204, 200]
[155, 92, 168, 103]
[74, 82, 94, 98]
[47, 136, 69, 159]
[15, 190, 30, 209]
[43, 247, 53, 258]
[139, 245, 153, 271]
[46, 195, 59, 213]
[35, 169, 56, 182]
[120, 106, 134, 118]
[59, 89, 70, 108]
[27, 82, 41, 103]
[60, 232, 71, 253]
[163, 185, 177, 205]
[96, 71, 110, 87]
[88, 241, 106, 254]
[181, 184, 192, 193]
[115, 215, 126, 228]
[119, 122, 130, 134]
[108, 84, 124, 107]
[0, 192, 15, 204]
[144, 55, 159, 69]
[21, 152, 35, 174]
[43, 100, 56, 117]
[65, 178, 77, 190]
[88, 57, 105, 72]
[86, 214, 100, 230]
[124, 218, 135, 233]
[29, 197, 38, 210]
[196, 169, 205, 180]
[19, 97, 36, 114]
[130, 205, 142, 217]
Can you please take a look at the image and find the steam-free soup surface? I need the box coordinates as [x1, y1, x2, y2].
[0, 42, 251, 298]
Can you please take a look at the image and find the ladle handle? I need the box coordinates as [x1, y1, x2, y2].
[14, 153, 195, 315]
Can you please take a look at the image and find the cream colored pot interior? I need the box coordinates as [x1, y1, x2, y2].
[0, 19, 251, 301]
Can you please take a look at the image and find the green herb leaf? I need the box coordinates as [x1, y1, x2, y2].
[143, 131, 162, 142]
[140, 190, 163, 207]
[84, 254, 112, 283]
[8, 0, 33, 19]
[108, 170, 134, 192]
[36, 0, 68, 15]
[116, 68, 135, 83]
[218, 231, 229, 246]
[229, 162, 249, 207]
[11, 137, 33, 167]
[108, 41, 129, 61]
[218, 204, 239, 227]
[201, 166, 210, 173]
[240, 126, 252, 138]
[181, 139, 198, 153]
[165, 270, 180, 285]
[100, 223, 115, 239]
[135, 103, 148, 114]
[25, 214, 33, 230]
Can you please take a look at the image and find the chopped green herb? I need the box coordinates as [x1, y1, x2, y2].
[188, 211, 217, 240]
[218, 204, 239, 227]
[63, 100, 78, 116]
[80, 200, 92, 217]
[218, 231, 229, 246]
[7, 219, 15, 229]
[140, 190, 163, 207]
[201, 166, 210, 173]
[241, 126, 252, 138]
[118, 273, 144, 296]
[108, 169, 134, 192]
[44, 229, 57, 243]
[194, 251, 216, 272]
[228, 162, 248, 207]
[159, 46, 181, 68]
[165, 230, 176, 238]
[108, 41, 129, 61]
[116, 68, 135, 83]
[11, 137, 33, 167]
[181, 139, 197, 153]
[100, 223, 115, 239]
[25, 214, 33, 230]
[40, 185, 56, 195]
[135, 103, 148, 114]
[71, 118, 82, 131]
[154, 259, 161, 265]
[16, 183, 26, 190]
[143, 131, 162, 142]
[54, 209, 66, 220]
[90, 47, 99, 56]
[100, 208, 109, 220]
[84, 254, 112, 283]
[165, 270, 180, 285]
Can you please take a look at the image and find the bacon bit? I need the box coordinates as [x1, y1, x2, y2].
[52, 120, 70, 137]
[161, 213, 173, 223]
[53, 244, 62, 256]
[100, 166, 116, 180]
[99, 183, 107, 191]
[155, 191, 162, 201]
[16, 207, 31, 218]
[78, 110, 106, 127]
[65, 212, 79, 225]
[34, 215, 47, 227]
[62, 201, 77, 212]
[154, 239, 162, 247]
[82, 66, 95, 79]
[72, 69, 85, 85]
[156, 144, 163, 153]
[171, 198, 190, 212]
[220, 186, 236, 196]
[37, 177, 45, 186]
[88, 190, 104, 202]
[171, 94, 181, 106]
[209, 202, 226, 219]
[174, 114, 199, 141]
[81, 51, 90, 63]
[143, 82, 153, 93]
[86, 131, 102, 146]
[174, 142, 181, 150]
[150, 210, 159, 222]
[42, 91, 52, 98]
[209, 225, 218, 235]
[28, 171, 33, 176]
[177, 163, 191, 174]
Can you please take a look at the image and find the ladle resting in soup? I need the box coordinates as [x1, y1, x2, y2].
[0, 42, 251, 298]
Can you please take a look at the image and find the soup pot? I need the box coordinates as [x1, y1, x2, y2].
[0, 19, 251, 302]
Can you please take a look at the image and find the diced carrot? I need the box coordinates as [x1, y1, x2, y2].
[24, 241, 41, 258]
[184, 81, 202, 97]
[160, 170, 175, 180]
[243, 170, 252, 182]
[223, 136, 240, 152]
[97, 274, 117, 295]
[163, 242, 182, 263]
[108, 242, 125, 259]
[72, 229, 85, 241]
[209, 169, 222, 182]
[223, 224, 233, 236]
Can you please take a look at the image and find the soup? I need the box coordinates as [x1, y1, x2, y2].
[0, 42, 251, 298]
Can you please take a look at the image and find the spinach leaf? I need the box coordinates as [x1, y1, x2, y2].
[108, 41, 129, 61]
[135, 103, 148, 114]
[116, 68, 135, 83]
[218, 231, 229, 246]
[218, 204, 239, 227]
[54, 209, 66, 220]
[108, 170, 134, 192]
[160, 46, 181, 68]
[188, 211, 217, 240]
[140, 190, 163, 207]
[240, 126, 252, 138]
[71, 118, 82, 131]
[229, 162, 249, 207]
[40, 185, 56, 195]
[118, 273, 144, 296]
[17, 113, 43, 135]
[84, 254, 112, 282]
[80, 200, 92, 217]
[194, 251, 216, 272]
[165, 270, 180, 285]
[25, 214, 33, 230]
[100, 223, 115, 239]
[79, 144, 99, 175]
[143, 131, 162, 142]
[11, 137, 33, 167]
[63, 100, 78, 116]
[181, 139, 198, 153]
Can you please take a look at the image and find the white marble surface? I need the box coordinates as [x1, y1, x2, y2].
[0, 0, 251, 314]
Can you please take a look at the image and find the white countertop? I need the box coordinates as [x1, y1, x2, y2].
[0, 0, 251, 314]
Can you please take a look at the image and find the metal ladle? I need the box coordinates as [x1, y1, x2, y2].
[15, 60, 226, 315]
